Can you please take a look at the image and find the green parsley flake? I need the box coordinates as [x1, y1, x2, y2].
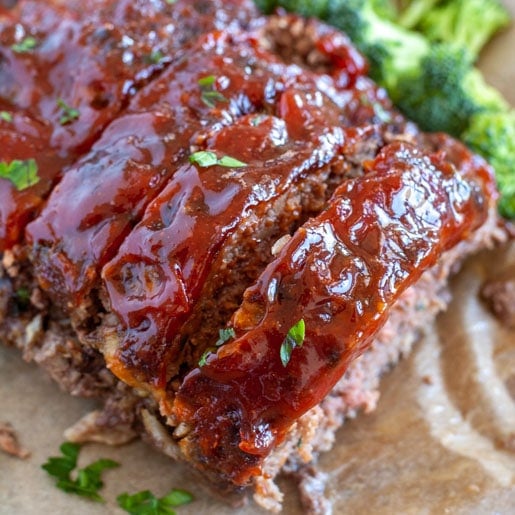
[0, 111, 13, 123]
[198, 75, 228, 108]
[189, 151, 247, 168]
[199, 327, 236, 367]
[215, 327, 236, 346]
[117, 488, 193, 515]
[0, 159, 39, 191]
[217, 155, 247, 167]
[41, 442, 119, 502]
[189, 150, 218, 167]
[146, 49, 165, 64]
[198, 349, 211, 367]
[57, 98, 80, 125]
[11, 36, 37, 53]
[250, 114, 267, 127]
[198, 75, 216, 87]
[15, 287, 30, 304]
[280, 319, 306, 367]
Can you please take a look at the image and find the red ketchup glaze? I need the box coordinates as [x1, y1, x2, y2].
[315, 24, 368, 87]
[102, 115, 344, 390]
[99, 33, 378, 390]
[0, 113, 67, 251]
[25, 33, 294, 309]
[173, 141, 492, 485]
[27, 25, 371, 312]
[1, 1, 257, 250]
[1, 0, 255, 154]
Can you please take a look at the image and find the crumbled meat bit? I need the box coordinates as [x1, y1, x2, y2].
[494, 433, 515, 453]
[480, 278, 515, 328]
[0, 422, 30, 459]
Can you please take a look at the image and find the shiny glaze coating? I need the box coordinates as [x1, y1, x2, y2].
[0, 113, 66, 250]
[97, 34, 395, 392]
[28, 25, 373, 312]
[173, 141, 492, 485]
[1, 0, 255, 153]
[27, 31, 283, 310]
[102, 117, 344, 390]
[0, 0, 256, 250]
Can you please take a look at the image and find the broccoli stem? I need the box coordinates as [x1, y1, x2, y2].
[397, 0, 442, 29]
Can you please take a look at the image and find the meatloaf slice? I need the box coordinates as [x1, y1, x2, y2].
[99, 118, 346, 393]
[172, 140, 495, 492]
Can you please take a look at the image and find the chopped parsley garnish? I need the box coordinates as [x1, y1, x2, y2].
[197, 349, 211, 367]
[15, 287, 30, 304]
[189, 151, 247, 168]
[146, 49, 165, 64]
[0, 111, 13, 123]
[42, 442, 119, 502]
[250, 114, 267, 127]
[198, 75, 227, 108]
[165, 0, 177, 4]
[0, 159, 39, 191]
[117, 488, 193, 515]
[280, 319, 306, 367]
[215, 327, 236, 346]
[57, 98, 80, 125]
[217, 155, 248, 167]
[11, 36, 37, 53]
[198, 75, 216, 87]
[198, 327, 236, 367]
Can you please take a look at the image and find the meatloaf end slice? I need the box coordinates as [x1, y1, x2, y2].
[171, 140, 498, 504]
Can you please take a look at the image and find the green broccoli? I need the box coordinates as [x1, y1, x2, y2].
[419, 0, 510, 60]
[257, 1, 508, 136]
[254, 1, 426, 86]
[325, 0, 428, 87]
[324, 1, 509, 134]
[393, 44, 507, 136]
[397, 0, 443, 30]
[464, 111, 515, 219]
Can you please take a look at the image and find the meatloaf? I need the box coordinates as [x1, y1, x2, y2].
[0, 1, 506, 512]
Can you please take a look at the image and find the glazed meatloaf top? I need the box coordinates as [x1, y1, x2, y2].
[0, 0, 504, 510]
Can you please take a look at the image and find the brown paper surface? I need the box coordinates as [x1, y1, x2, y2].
[1, 3, 515, 514]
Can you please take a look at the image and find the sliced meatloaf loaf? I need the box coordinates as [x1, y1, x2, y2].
[0, 1, 507, 512]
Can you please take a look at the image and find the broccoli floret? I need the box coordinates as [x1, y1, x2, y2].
[326, 0, 428, 88]
[255, 1, 427, 88]
[419, 0, 510, 60]
[324, 0, 507, 134]
[270, 0, 508, 137]
[397, 0, 443, 29]
[393, 44, 507, 136]
[464, 111, 515, 219]
[369, 0, 397, 20]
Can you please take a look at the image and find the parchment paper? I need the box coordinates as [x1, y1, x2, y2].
[1, 3, 515, 514]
